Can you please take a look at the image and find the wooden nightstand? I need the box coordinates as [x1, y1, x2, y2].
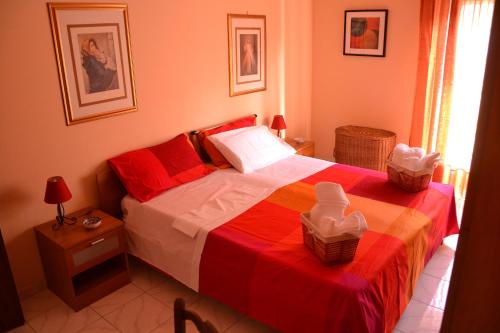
[35, 208, 129, 311]
[285, 138, 315, 157]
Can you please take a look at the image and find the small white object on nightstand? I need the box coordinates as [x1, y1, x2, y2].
[82, 216, 102, 229]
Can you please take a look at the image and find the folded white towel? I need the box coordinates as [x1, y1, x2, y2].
[317, 216, 339, 236]
[316, 210, 367, 238]
[315, 182, 349, 205]
[311, 182, 349, 225]
[308, 182, 368, 239]
[341, 211, 368, 238]
[393, 143, 425, 158]
[392, 144, 425, 169]
[418, 152, 441, 169]
[391, 144, 440, 172]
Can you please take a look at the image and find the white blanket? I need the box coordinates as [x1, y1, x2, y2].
[123, 155, 333, 290]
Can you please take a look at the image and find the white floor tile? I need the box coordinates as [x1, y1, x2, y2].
[90, 283, 144, 316]
[77, 318, 120, 333]
[395, 300, 443, 333]
[188, 296, 243, 332]
[103, 293, 171, 333]
[129, 257, 168, 291]
[20, 289, 65, 320]
[443, 235, 459, 252]
[423, 252, 454, 281]
[146, 278, 200, 308]
[412, 274, 449, 310]
[149, 317, 199, 333]
[28, 304, 100, 333]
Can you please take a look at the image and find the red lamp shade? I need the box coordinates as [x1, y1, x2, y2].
[271, 115, 287, 130]
[44, 176, 72, 204]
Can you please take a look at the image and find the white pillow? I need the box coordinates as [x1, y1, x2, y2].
[208, 125, 296, 173]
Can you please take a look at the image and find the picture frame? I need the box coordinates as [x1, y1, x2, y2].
[227, 14, 266, 96]
[343, 10, 388, 57]
[48, 3, 137, 125]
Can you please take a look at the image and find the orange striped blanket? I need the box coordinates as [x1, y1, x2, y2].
[200, 164, 458, 333]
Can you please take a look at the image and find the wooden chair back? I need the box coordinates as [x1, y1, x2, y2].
[174, 298, 218, 333]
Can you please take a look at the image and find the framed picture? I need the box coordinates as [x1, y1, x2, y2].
[48, 3, 137, 125]
[227, 14, 266, 96]
[344, 10, 388, 57]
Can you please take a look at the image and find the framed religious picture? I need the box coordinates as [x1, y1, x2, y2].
[227, 14, 266, 96]
[343, 10, 388, 57]
[48, 3, 137, 125]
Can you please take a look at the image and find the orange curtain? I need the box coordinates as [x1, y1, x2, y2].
[411, 0, 494, 198]
[410, 0, 460, 152]
[433, 163, 469, 198]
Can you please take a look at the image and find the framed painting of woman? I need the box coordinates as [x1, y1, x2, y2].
[48, 3, 137, 125]
[227, 14, 266, 96]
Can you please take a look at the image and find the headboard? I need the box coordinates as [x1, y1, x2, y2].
[96, 166, 126, 219]
[96, 114, 258, 218]
[188, 113, 257, 162]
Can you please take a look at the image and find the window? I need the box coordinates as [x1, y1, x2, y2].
[445, 1, 494, 173]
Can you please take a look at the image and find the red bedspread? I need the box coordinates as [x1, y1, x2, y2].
[199, 164, 459, 333]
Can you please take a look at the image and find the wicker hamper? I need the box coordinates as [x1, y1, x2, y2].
[334, 126, 396, 171]
[300, 213, 359, 264]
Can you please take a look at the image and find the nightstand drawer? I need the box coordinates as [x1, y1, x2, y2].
[68, 229, 126, 276]
[73, 234, 120, 267]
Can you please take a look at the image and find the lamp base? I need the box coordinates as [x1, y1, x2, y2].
[51, 203, 77, 230]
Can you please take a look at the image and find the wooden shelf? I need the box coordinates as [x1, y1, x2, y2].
[73, 254, 127, 296]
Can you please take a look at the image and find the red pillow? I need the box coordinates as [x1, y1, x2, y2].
[109, 133, 213, 202]
[198, 116, 256, 168]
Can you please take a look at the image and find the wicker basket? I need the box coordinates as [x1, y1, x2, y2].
[334, 126, 396, 171]
[300, 213, 359, 264]
[386, 159, 434, 192]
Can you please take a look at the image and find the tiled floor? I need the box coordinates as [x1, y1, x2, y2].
[9, 236, 457, 333]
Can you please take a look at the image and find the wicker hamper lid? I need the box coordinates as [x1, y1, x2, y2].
[335, 125, 395, 140]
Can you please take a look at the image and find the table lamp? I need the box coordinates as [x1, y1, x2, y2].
[44, 176, 72, 230]
[271, 115, 286, 138]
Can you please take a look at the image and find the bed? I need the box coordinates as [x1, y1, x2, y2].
[98, 117, 459, 333]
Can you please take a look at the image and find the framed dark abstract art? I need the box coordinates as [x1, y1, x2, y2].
[344, 10, 388, 57]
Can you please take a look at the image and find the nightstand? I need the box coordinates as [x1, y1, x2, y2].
[285, 138, 315, 157]
[35, 208, 129, 311]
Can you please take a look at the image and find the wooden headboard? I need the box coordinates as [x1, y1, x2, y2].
[97, 114, 258, 218]
[96, 166, 126, 219]
[189, 113, 257, 162]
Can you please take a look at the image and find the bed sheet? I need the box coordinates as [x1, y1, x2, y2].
[123, 155, 333, 289]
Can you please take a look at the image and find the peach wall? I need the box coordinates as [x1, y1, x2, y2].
[284, 0, 313, 140]
[311, 0, 421, 160]
[0, 0, 312, 296]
